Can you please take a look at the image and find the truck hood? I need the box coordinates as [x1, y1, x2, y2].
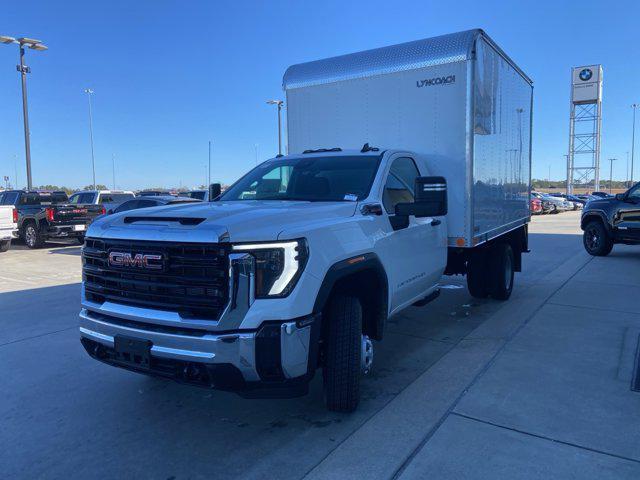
[88, 200, 358, 243]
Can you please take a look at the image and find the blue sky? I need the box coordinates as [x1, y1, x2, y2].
[1, 0, 639, 190]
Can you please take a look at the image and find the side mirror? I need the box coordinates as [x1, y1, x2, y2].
[209, 183, 221, 201]
[107, 208, 114, 215]
[615, 193, 625, 201]
[395, 176, 448, 217]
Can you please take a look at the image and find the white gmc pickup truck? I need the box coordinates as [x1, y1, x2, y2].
[79, 29, 533, 412]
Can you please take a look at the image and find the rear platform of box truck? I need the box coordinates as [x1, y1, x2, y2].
[283, 29, 533, 250]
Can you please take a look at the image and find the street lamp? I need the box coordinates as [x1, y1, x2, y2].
[608, 158, 617, 194]
[84, 88, 96, 190]
[631, 104, 638, 188]
[1, 35, 48, 190]
[266, 99, 284, 156]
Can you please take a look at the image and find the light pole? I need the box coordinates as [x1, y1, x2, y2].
[608, 158, 617, 194]
[84, 89, 97, 190]
[266, 100, 283, 156]
[111, 153, 116, 190]
[1, 35, 48, 190]
[208, 140, 212, 187]
[631, 104, 638, 188]
[626, 151, 630, 187]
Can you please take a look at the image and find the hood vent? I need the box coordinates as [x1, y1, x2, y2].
[123, 216, 205, 226]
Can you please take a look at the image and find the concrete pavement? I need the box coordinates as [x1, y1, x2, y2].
[1, 212, 638, 479]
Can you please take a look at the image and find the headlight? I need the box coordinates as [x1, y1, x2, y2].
[232, 239, 308, 298]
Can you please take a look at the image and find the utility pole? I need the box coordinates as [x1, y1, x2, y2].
[84, 89, 96, 190]
[631, 104, 638, 188]
[608, 158, 617, 193]
[208, 141, 212, 187]
[13, 154, 18, 190]
[548, 164, 551, 185]
[266, 100, 284, 155]
[0, 36, 48, 189]
[626, 151, 630, 187]
[111, 153, 116, 190]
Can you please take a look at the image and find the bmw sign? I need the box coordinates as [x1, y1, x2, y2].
[579, 68, 593, 82]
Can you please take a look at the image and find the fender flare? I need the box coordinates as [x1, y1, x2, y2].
[581, 210, 611, 233]
[313, 253, 389, 341]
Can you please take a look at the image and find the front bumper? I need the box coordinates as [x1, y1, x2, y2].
[79, 308, 321, 397]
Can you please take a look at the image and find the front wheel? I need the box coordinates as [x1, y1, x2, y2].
[76, 235, 85, 245]
[0, 240, 10, 252]
[323, 294, 363, 413]
[583, 220, 613, 256]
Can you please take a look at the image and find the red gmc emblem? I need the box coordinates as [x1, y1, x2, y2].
[108, 251, 163, 270]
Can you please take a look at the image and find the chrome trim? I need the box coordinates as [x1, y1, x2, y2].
[81, 250, 257, 333]
[79, 308, 260, 381]
[280, 321, 311, 379]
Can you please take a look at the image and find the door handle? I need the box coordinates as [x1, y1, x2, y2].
[430, 219, 441, 226]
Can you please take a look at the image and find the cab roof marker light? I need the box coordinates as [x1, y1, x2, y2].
[232, 241, 300, 296]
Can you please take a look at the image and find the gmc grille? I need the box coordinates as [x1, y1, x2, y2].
[82, 238, 230, 320]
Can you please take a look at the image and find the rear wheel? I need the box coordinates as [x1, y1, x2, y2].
[0, 240, 10, 252]
[323, 294, 363, 413]
[583, 220, 613, 256]
[467, 250, 489, 298]
[487, 243, 515, 301]
[24, 223, 44, 249]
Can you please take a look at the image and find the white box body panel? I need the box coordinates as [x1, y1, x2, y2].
[284, 30, 532, 246]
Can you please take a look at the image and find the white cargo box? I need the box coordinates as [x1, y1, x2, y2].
[283, 29, 532, 248]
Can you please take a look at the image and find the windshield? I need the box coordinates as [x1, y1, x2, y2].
[68, 192, 95, 204]
[221, 155, 381, 202]
[99, 193, 134, 204]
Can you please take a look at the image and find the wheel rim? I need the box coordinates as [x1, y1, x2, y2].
[361, 335, 373, 374]
[585, 228, 600, 251]
[25, 226, 35, 246]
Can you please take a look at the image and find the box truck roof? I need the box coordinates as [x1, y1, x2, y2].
[283, 29, 531, 90]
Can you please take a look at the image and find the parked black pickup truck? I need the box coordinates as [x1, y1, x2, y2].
[581, 182, 640, 256]
[0, 190, 105, 248]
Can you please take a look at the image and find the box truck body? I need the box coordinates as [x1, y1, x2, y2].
[283, 29, 533, 247]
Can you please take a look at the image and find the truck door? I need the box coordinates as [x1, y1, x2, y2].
[378, 156, 447, 311]
[616, 184, 640, 241]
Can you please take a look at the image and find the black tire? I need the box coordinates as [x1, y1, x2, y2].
[487, 243, 515, 301]
[323, 294, 362, 413]
[583, 220, 613, 256]
[77, 235, 85, 245]
[550, 204, 558, 214]
[0, 240, 10, 252]
[23, 222, 45, 249]
[467, 250, 489, 298]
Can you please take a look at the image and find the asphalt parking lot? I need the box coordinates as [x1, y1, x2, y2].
[1, 211, 639, 479]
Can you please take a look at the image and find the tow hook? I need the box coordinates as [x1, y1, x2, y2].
[361, 335, 373, 374]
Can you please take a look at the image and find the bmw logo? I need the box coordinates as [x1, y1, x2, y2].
[579, 68, 593, 81]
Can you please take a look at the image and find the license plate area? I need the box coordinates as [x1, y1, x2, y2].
[74, 224, 86, 231]
[114, 335, 152, 369]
